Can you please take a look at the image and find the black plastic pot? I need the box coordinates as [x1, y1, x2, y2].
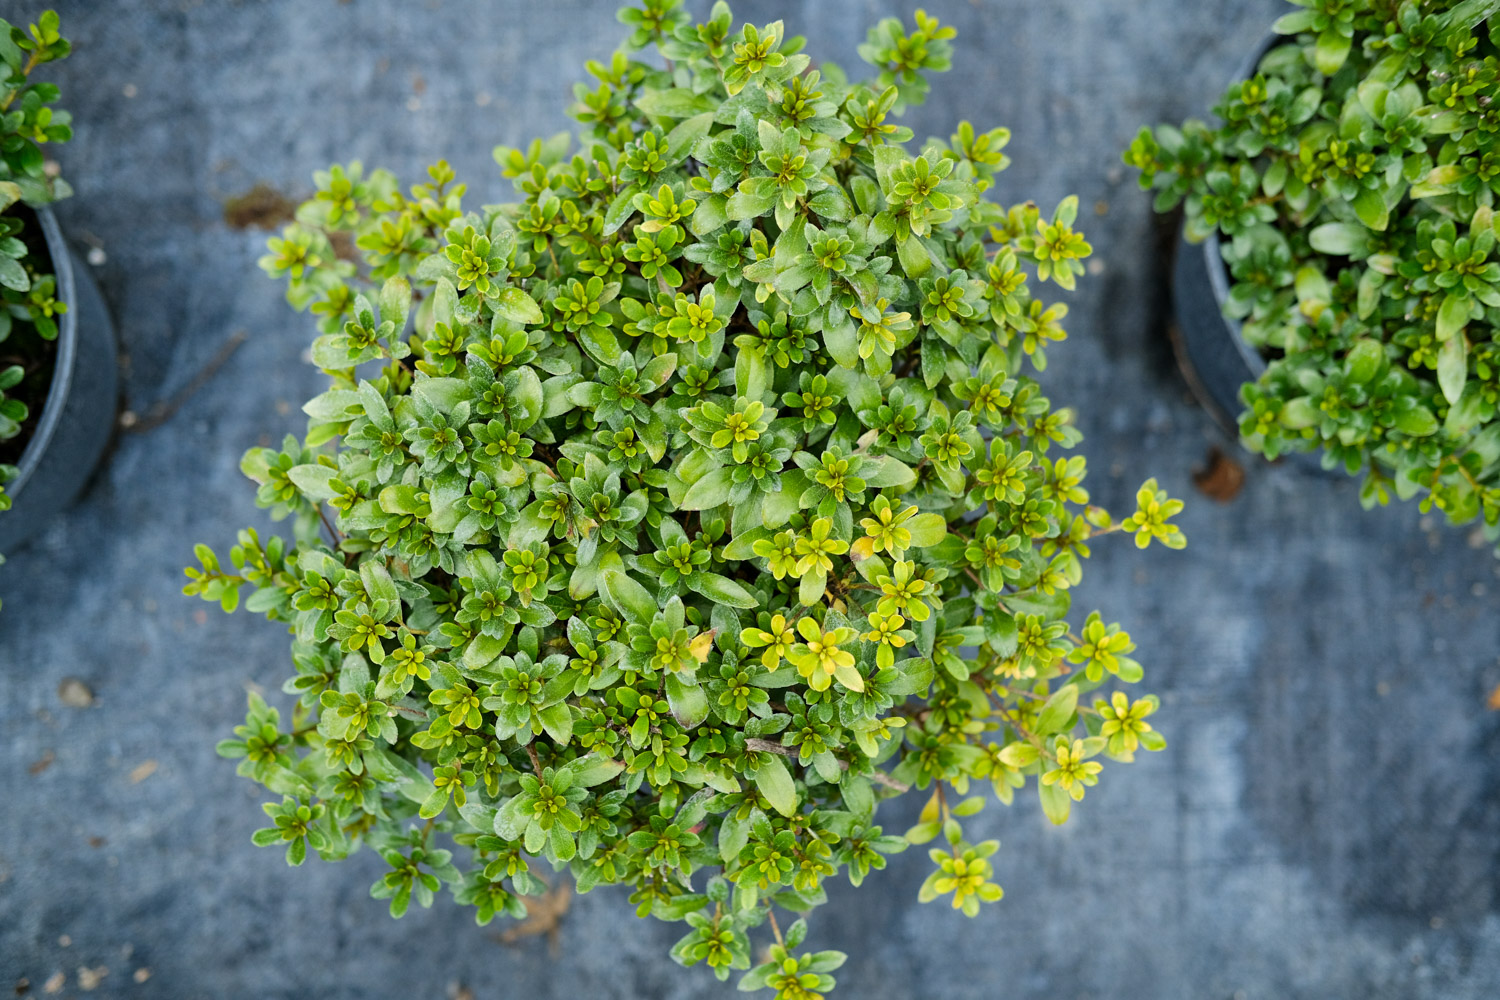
[1168, 33, 1287, 446]
[0, 205, 118, 552]
[1169, 34, 1339, 480]
[1170, 228, 1262, 439]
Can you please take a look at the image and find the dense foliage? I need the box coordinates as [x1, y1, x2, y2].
[1128, 0, 1500, 535]
[0, 9, 72, 596]
[189, 2, 1182, 993]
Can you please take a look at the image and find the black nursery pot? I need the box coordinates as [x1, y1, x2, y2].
[1171, 229, 1329, 482]
[0, 205, 118, 552]
[1166, 37, 1331, 477]
[1169, 227, 1263, 439]
[1168, 32, 1288, 446]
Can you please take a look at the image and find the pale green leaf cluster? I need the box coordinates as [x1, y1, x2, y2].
[1128, 0, 1500, 539]
[190, 1, 1182, 994]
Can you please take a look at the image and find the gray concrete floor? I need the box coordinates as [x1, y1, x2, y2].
[3, 1, 1499, 997]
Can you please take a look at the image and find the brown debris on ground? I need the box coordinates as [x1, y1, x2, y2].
[222, 182, 297, 230]
[1192, 446, 1245, 503]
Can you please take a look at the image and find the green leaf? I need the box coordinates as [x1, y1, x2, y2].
[600, 567, 656, 625]
[465, 632, 509, 671]
[564, 753, 625, 787]
[577, 323, 622, 364]
[821, 318, 858, 369]
[1308, 222, 1369, 256]
[839, 775, 874, 819]
[903, 512, 947, 547]
[666, 674, 710, 728]
[379, 276, 411, 332]
[550, 823, 577, 862]
[359, 559, 399, 606]
[1004, 588, 1070, 620]
[997, 742, 1039, 768]
[357, 380, 394, 431]
[1343, 339, 1382, 385]
[726, 188, 775, 221]
[681, 467, 732, 510]
[494, 287, 543, 325]
[754, 754, 798, 817]
[0, 256, 28, 292]
[1438, 334, 1468, 407]
[1446, 384, 1488, 436]
[1447, 0, 1500, 32]
[1034, 685, 1078, 733]
[734, 346, 768, 400]
[690, 572, 758, 608]
[432, 278, 458, 327]
[859, 456, 916, 489]
[635, 88, 718, 118]
[537, 702, 574, 745]
[1350, 188, 1388, 231]
[513, 366, 544, 430]
[287, 464, 337, 501]
[896, 232, 931, 278]
[665, 112, 715, 160]
[1038, 780, 1071, 825]
[418, 786, 450, 819]
[1395, 405, 1439, 436]
[1438, 294, 1470, 342]
[603, 184, 642, 236]
[798, 567, 827, 607]
[1271, 9, 1316, 33]
[1313, 28, 1351, 75]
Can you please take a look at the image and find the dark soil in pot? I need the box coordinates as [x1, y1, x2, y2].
[0, 208, 61, 466]
[0, 204, 118, 552]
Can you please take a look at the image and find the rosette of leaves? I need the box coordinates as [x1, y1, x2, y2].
[189, 2, 1183, 994]
[1126, 0, 1500, 540]
[0, 9, 71, 601]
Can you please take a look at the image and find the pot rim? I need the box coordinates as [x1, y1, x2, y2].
[5, 204, 77, 500]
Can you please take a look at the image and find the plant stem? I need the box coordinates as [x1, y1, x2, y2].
[766, 905, 784, 947]
[0, 50, 41, 113]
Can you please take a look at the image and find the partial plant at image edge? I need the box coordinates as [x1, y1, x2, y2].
[0, 9, 74, 606]
[1128, 0, 1500, 543]
[187, 2, 1184, 996]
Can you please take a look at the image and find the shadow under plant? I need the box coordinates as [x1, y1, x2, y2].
[2, 2, 1499, 999]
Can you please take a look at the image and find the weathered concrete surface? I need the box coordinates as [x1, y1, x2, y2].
[3, 1, 1499, 997]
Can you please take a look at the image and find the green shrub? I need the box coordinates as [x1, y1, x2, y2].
[1128, 0, 1500, 533]
[189, 2, 1182, 993]
[0, 9, 72, 561]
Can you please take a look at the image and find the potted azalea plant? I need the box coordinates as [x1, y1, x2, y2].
[0, 9, 118, 578]
[1128, 0, 1500, 534]
[187, 1, 1184, 994]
